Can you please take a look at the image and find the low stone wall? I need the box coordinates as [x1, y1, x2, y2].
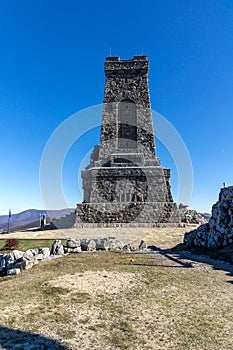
[0, 247, 51, 276]
[184, 186, 233, 249]
[0, 238, 148, 277]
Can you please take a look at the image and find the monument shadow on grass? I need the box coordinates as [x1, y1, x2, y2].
[0, 326, 67, 349]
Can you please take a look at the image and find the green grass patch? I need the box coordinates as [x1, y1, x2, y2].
[0, 239, 66, 253]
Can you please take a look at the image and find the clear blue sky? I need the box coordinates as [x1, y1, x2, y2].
[0, 0, 232, 215]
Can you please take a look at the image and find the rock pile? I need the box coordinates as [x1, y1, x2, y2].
[181, 210, 207, 225]
[184, 186, 233, 249]
[0, 247, 51, 276]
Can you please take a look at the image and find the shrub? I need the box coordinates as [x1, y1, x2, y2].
[4, 238, 19, 250]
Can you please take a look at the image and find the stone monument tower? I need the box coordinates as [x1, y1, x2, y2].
[75, 56, 181, 226]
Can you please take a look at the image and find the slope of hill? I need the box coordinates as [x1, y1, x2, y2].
[0, 209, 75, 230]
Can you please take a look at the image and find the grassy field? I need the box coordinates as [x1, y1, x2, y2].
[0, 226, 190, 248]
[1, 230, 233, 349]
[0, 239, 66, 253]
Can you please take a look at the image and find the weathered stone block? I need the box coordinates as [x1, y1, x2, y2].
[0, 254, 5, 272]
[66, 238, 81, 249]
[38, 247, 50, 259]
[6, 268, 21, 276]
[139, 240, 147, 251]
[51, 240, 64, 255]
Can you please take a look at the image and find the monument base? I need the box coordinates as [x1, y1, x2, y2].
[75, 201, 185, 228]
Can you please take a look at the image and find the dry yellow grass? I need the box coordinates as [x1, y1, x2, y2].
[3, 225, 193, 248]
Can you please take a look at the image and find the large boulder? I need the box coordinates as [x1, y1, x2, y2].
[6, 268, 21, 276]
[14, 259, 27, 270]
[18, 250, 39, 270]
[12, 250, 24, 261]
[87, 239, 96, 251]
[66, 246, 82, 253]
[5, 250, 24, 270]
[51, 240, 64, 255]
[38, 247, 50, 259]
[66, 238, 81, 249]
[0, 254, 5, 273]
[108, 239, 124, 251]
[24, 249, 39, 257]
[80, 239, 96, 251]
[5, 252, 16, 269]
[139, 240, 147, 251]
[65, 238, 82, 253]
[34, 247, 50, 260]
[95, 238, 110, 251]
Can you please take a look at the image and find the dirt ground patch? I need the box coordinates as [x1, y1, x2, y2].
[48, 270, 138, 297]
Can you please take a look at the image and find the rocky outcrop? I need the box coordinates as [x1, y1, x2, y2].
[181, 210, 207, 225]
[184, 186, 233, 249]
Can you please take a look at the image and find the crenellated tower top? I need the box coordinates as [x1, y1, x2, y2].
[103, 55, 150, 108]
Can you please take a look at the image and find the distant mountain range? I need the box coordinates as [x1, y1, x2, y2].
[200, 212, 211, 220]
[0, 208, 75, 231]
